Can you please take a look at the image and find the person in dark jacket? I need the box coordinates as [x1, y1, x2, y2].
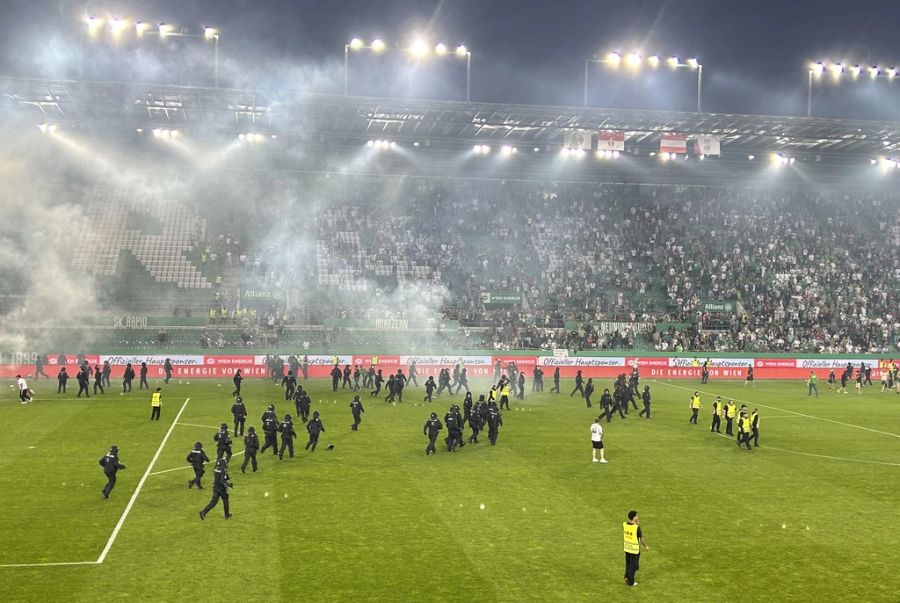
[76, 367, 90, 398]
[187, 441, 210, 489]
[517, 372, 526, 400]
[242, 427, 259, 472]
[639, 385, 652, 419]
[350, 395, 365, 431]
[57, 367, 69, 393]
[93, 364, 105, 395]
[122, 363, 135, 393]
[278, 414, 297, 460]
[424, 412, 443, 455]
[260, 409, 280, 456]
[100, 445, 125, 498]
[487, 402, 503, 445]
[163, 358, 173, 384]
[282, 371, 297, 401]
[444, 410, 462, 452]
[139, 362, 149, 390]
[231, 396, 247, 436]
[583, 378, 595, 408]
[551, 367, 561, 393]
[342, 364, 352, 389]
[231, 369, 243, 397]
[370, 369, 384, 397]
[424, 376, 436, 402]
[199, 459, 232, 520]
[570, 370, 585, 398]
[305, 410, 325, 451]
[102, 361, 112, 388]
[330, 365, 342, 391]
[214, 423, 233, 462]
[467, 395, 483, 443]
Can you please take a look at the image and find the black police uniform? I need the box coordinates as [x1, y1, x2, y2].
[199, 463, 232, 520]
[424, 416, 443, 455]
[231, 400, 247, 436]
[99, 448, 125, 498]
[279, 418, 297, 459]
[214, 427, 233, 462]
[350, 398, 365, 431]
[187, 446, 210, 489]
[242, 431, 260, 472]
[487, 405, 503, 445]
[305, 413, 325, 451]
[261, 416, 279, 456]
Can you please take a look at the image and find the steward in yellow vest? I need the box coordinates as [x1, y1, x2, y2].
[150, 388, 162, 421]
[724, 401, 737, 436]
[737, 413, 752, 450]
[689, 393, 701, 424]
[623, 510, 648, 587]
[710, 397, 722, 433]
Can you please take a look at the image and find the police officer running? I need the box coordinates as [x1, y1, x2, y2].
[99, 445, 125, 499]
[187, 441, 210, 489]
[199, 459, 233, 520]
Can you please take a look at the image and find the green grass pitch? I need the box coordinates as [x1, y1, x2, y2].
[0, 376, 898, 601]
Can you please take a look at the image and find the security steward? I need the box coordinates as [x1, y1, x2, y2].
[724, 399, 737, 436]
[710, 396, 722, 433]
[147, 387, 162, 421]
[689, 392, 701, 424]
[750, 408, 760, 448]
[187, 441, 210, 489]
[623, 510, 649, 587]
[737, 411, 752, 450]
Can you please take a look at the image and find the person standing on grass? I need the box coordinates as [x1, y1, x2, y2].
[93, 365, 105, 395]
[139, 362, 149, 390]
[231, 396, 247, 436]
[689, 392, 701, 424]
[282, 370, 296, 401]
[99, 445, 125, 499]
[102, 361, 112, 388]
[737, 411, 752, 450]
[623, 510, 649, 587]
[591, 417, 608, 463]
[408, 359, 419, 387]
[583, 378, 595, 408]
[744, 364, 754, 387]
[187, 441, 210, 489]
[725, 400, 737, 436]
[261, 412, 280, 456]
[855, 372, 863, 396]
[838, 369, 849, 394]
[199, 459, 232, 520]
[487, 401, 503, 446]
[827, 369, 836, 392]
[807, 371, 819, 397]
[424, 412, 443, 455]
[710, 396, 722, 433]
[150, 387, 162, 421]
[163, 358, 173, 384]
[122, 363, 135, 393]
[232, 369, 243, 397]
[75, 368, 90, 398]
[350, 395, 365, 431]
[551, 367, 561, 393]
[639, 385, 651, 419]
[242, 427, 259, 473]
[499, 379, 511, 410]
[57, 367, 69, 394]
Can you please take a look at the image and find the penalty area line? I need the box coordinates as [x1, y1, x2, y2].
[95, 397, 191, 565]
[0, 560, 98, 569]
[710, 431, 900, 467]
[148, 449, 245, 477]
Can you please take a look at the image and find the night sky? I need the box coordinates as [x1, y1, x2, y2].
[4, 0, 900, 119]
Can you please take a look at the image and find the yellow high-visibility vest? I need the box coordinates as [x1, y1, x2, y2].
[726, 403, 736, 419]
[751, 412, 759, 428]
[151, 392, 161, 407]
[624, 522, 640, 554]
[690, 395, 701, 409]
[501, 385, 510, 397]
[371, 355, 379, 366]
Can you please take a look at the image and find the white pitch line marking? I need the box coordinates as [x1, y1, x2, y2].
[657, 381, 900, 439]
[176, 422, 221, 430]
[0, 560, 98, 569]
[708, 431, 900, 467]
[95, 397, 191, 564]
[148, 449, 245, 476]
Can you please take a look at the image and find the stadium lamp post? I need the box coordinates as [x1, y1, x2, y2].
[584, 52, 703, 112]
[807, 61, 898, 117]
[344, 38, 472, 101]
[84, 18, 221, 87]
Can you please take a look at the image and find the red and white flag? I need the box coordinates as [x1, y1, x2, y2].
[597, 131, 625, 151]
[694, 134, 721, 156]
[660, 134, 687, 154]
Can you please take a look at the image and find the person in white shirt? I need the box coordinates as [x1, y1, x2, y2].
[16, 374, 32, 404]
[590, 417, 607, 463]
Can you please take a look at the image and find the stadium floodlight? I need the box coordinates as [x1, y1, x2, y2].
[204, 26, 218, 40]
[748, 154, 755, 160]
[829, 62, 844, 77]
[473, 144, 490, 155]
[371, 38, 386, 52]
[889, 67, 898, 79]
[85, 16, 103, 34]
[435, 43, 448, 55]
[135, 21, 149, 35]
[811, 62, 826, 76]
[585, 51, 703, 111]
[533, 147, 540, 152]
[870, 158, 878, 165]
[500, 145, 517, 156]
[849, 64, 861, 78]
[366, 140, 374, 147]
[158, 23, 172, 37]
[410, 38, 429, 57]
[38, 123, 56, 134]
[869, 65, 879, 78]
[456, 44, 467, 57]
[349, 37, 364, 50]
[110, 18, 128, 37]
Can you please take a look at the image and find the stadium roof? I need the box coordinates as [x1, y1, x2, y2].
[4, 77, 900, 158]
